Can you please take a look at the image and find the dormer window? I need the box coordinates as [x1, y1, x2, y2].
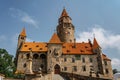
[39, 48, 42, 50]
[24, 45, 27, 47]
[36, 45, 39, 47]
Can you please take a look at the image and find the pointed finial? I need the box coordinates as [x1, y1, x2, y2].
[93, 33, 95, 38]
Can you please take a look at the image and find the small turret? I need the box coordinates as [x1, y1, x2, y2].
[17, 28, 26, 50]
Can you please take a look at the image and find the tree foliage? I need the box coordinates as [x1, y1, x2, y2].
[0, 48, 15, 77]
[113, 69, 118, 74]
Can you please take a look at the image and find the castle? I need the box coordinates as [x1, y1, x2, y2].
[15, 9, 113, 80]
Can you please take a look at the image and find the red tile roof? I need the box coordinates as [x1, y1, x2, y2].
[20, 42, 47, 52]
[93, 38, 100, 49]
[62, 43, 93, 55]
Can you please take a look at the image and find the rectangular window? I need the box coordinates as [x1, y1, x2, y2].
[82, 57, 85, 63]
[75, 55, 81, 60]
[89, 58, 93, 63]
[72, 58, 75, 63]
[64, 67, 67, 71]
[73, 66, 77, 72]
[64, 58, 67, 62]
[82, 65, 86, 71]
[106, 69, 109, 74]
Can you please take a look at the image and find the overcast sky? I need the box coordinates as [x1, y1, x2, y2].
[0, 0, 120, 70]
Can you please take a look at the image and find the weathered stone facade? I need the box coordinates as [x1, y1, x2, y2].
[15, 9, 113, 80]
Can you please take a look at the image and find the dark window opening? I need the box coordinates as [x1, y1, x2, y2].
[70, 39, 72, 42]
[23, 63, 26, 68]
[40, 54, 46, 59]
[40, 64, 44, 69]
[26, 54, 30, 59]
[75, 55, 81, 60]
[64, 58, 67, 62]
[82, 57, 85, 63]
[72, 58, 75, 63]
[82, 66, 86, 71]
[64, 67, 67, 71]
[73, 66, 77, 72]
[89, 58, 93, 63]
[106, 69, 109, 74]
[104, 60, 107, 66]
[33, 54, 39, 59]
[21, 37, 24, 39]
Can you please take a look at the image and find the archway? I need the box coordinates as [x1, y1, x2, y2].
[54, 64, 60, 74]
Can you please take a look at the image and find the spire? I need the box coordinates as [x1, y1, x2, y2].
[60, 8, 69, 18]
[20, 28, 26, 37]
[93, 38, 100, 49]
[49, 33, 61, 43]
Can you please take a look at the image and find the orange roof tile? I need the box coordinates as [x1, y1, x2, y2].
[20, 42, 47, 52]
[102, 54, 111, 61]
[62, 42, 93, 55]
[20, 28, 26, 37]
[93, 38, 100, 49]
[60, 8, 69, 18]
[49, 33, 62, 43]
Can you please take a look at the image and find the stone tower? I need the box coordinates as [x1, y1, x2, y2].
[57, 8, 75, 42]
[17, 28, 26, 50]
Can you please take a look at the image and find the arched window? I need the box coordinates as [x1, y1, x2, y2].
[40, 54, 46, 59]
[33, 54, 39, 59]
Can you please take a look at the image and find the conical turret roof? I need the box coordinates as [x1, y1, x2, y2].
[20, 28, 26, 37]
[49, 33, 62, 43]
[60, 8, 69, 17]
[93, 38, 100, 49]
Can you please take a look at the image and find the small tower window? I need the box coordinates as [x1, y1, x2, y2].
[23, 63, 26, 68]
[21, 37, 24, 39]
[106, 69, 109, 74]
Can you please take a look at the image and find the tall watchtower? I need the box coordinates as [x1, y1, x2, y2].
[57, 8, 75, 42]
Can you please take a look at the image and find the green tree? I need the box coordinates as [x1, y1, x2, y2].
[0, 48, 15, 77]
[113, 69, 118, 74]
